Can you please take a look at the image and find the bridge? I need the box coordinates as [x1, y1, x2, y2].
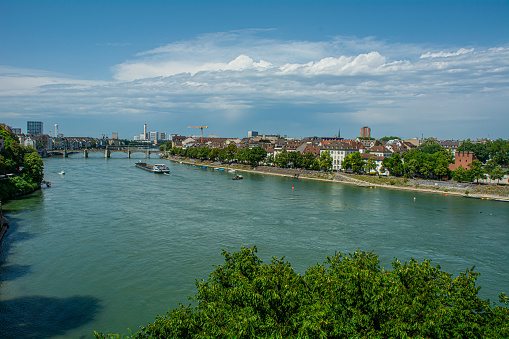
[47, 147, 163, 158]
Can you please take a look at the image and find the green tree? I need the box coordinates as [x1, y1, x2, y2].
[96, 247, 509, 339]
[453, 165, 473, 182]
[434, 154, 451, 179]
[489, 164, 505, 185]
[364, 157, 377, 174]
[342, 152, 365, 173]
[457, 139, 490, 163]
[470, 159, 486, 184]
[225, 143, 238, 163]
[319, 150, 332, 172]
[382, 152, 404, 176]
[302, 152, 318, 170]
[274, 149, 290, 168]
[379, 136, 401, 142]
[247, 147, 267, 167]
[23, 152, 44, 184]
[418, 137, 442, 154]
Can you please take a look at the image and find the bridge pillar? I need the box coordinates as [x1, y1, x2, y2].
[84, 150, 88, 158]
[63, 149, 68, 158]
[105, 149, 110, 158]
[127, 150, 131, 158]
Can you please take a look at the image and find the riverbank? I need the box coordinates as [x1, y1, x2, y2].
[162, 154, 509, 202]
[0, 203, 9, 244]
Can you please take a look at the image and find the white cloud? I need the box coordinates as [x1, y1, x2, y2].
[420, 48, 474, 59]
[1, 32, 508, 139]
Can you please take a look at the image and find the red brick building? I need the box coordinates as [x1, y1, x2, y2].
[449, 151, 477, 171]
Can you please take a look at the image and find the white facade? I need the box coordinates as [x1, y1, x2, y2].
[320, 142, 358, 171]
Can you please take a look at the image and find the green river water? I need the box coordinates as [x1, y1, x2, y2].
[1, 155, 508, 338]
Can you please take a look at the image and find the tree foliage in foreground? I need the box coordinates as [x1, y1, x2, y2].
[95, 247, 508, 339]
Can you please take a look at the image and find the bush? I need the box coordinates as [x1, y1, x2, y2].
[96, 247, 509, 339]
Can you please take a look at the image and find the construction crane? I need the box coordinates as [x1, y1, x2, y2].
[188, 126, 208, 144]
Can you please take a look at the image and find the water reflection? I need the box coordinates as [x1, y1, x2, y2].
[0, 295, 101, 338]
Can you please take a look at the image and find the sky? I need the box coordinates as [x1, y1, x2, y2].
[1, 0, 508, 140]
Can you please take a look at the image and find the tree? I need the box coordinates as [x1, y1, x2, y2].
[302, 152, 318, 170]
[453, 165, 473, 182]
[418, 137, 442, 154]
[225, 143, 237, 163]
[274, 149, 290, 168]
[434, 154, 451, 179]
[489, 164, 505, 185]
[457, 139, 490, 163]
[470, 159, 486, 184]
[342, 152, 365, 174]
[382, 152, 404, 176]
[364, 157, 377, 174]
[379, 136, 401, 142]
[96, 247, 509, 339]
[319, 150, 332, 172]
[23, 152, 44, 184]
[246, 147, 267, 167]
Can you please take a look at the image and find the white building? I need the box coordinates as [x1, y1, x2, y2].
[320, 142, 358, 171]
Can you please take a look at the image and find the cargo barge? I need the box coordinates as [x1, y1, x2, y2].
[135, 162, 170, 174]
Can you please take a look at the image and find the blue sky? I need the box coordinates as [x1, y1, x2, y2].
[1, 0, 508, 140]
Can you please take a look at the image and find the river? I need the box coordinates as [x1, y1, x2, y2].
[1, 155, 508, 338]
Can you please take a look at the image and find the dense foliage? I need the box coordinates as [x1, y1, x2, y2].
[457, 139, 509, 165]
[96, 247, 508, 339]
[0, 125, 44, 200]
[165, 144, 332, 171]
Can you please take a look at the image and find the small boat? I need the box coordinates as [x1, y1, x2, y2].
[59, 171, 65, 175]
[357, 184, 375, 188]
[201, 166, 207, 169]
[135, 162, 170, 174]
[228, 169, 236, 173]
[232, 175, 243, 180]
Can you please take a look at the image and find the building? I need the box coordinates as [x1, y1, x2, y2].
[368, 145, 392, 158]
[27, 121, 43, 136]
[439, 140, 460, 156]
[449, 152, 477, 171]
[11, 128, 22, 135]
[320, 142, 358, 171]
[360, 126, 371, 138]
[248, 131, 258, 138]
[112, 132, 119, 140]
[362, 153, 388, 175]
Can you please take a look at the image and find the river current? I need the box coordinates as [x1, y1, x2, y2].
[1, 155, 508, 338]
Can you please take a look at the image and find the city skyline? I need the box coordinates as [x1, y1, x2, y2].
[1, 1, 508, 140]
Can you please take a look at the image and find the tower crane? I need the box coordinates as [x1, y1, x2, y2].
[187, 126, 208, 144]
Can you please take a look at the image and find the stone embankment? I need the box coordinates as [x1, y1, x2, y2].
[161, 154, 509, 202]
[0, 202, 9, 244]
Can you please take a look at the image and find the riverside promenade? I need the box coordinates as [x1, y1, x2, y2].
[162, 154, 509, 202]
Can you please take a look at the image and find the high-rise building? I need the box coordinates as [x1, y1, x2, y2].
[248, 131, 258, 138]
[360, 126, 371, 138]
[27, 121, 43, 136]
[112, 132, 119, 140]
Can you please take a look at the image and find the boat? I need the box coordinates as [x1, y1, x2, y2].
[135, 162, 170, 174]
[232, 175, 243, 180]
[59, 171, 65, 175]
[357, 183, 376, 188]
[228, 169, 236, 173]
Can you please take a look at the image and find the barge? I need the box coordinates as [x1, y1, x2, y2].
[135, 162, 170, 174]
